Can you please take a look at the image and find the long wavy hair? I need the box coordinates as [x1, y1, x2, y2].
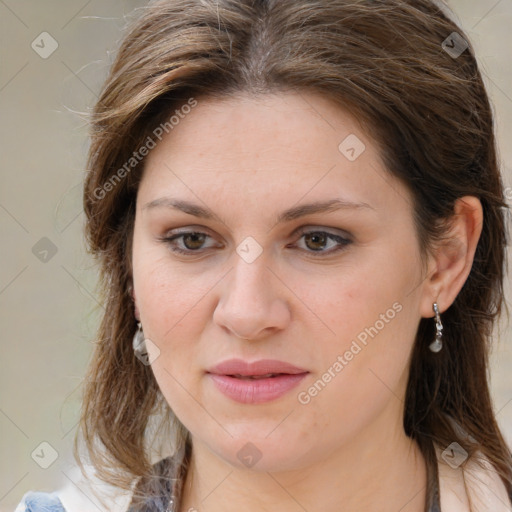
[75, 0, 512, 509]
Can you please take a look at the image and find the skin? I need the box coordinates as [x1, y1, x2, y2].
[131, 90, 483, 512]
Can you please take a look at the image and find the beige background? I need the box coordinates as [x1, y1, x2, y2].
[1, 1, 511, 511]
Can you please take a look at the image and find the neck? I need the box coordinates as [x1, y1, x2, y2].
[179, 408, 427, 512]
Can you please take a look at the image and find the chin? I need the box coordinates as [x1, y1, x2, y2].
[199, 425, 315, 473]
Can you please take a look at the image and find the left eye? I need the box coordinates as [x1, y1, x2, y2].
[291, 230, 352, 255]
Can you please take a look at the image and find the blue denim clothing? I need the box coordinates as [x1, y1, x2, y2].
[15, 491, 66, 512]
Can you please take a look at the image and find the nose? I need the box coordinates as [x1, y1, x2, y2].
[213, 253, 291, 341]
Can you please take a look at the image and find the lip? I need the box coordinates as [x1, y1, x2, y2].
[208, 358, 308, 376]
[206, 359, 309, 404]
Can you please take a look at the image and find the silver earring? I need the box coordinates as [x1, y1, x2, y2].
[429, 302, 443, 353]
[133, 322, 147, 358]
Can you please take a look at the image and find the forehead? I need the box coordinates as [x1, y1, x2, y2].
[146, 91, 371, 165]
[138, 91, 411, 220]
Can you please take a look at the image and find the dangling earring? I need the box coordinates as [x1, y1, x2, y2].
[429, 302, 443, 353]
[133, 321, 147, 359]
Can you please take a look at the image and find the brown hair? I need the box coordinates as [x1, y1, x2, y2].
[76, 0, 512, 508]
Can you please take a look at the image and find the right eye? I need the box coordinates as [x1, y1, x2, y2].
[159, 230, 221, 255]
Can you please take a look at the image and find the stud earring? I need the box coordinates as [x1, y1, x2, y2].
[429, 302, 443, 353]
[133, 321, 147, 358]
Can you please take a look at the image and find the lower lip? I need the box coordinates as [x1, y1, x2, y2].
[208, 373, 308, 404]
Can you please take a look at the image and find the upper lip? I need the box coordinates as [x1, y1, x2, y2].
[207, 358, 308, 376]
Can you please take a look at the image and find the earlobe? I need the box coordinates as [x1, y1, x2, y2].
[420, 195, 483, 318]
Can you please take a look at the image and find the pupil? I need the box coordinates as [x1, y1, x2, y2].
[306, 233, 326, 251]
[184, 233, 205, 249]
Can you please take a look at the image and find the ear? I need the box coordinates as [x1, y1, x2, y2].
[419, 196, 483, 318]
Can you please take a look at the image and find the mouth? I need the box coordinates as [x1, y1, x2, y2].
[207, 358, 308, 377]
[227, 373, 288, 380]
[206, 359, 309, 404]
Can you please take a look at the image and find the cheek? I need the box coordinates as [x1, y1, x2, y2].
[291, 247, 421, 405]
[286, 249, 417, 350]
[131, 253, 208, 398]
[133, 253, 207, 339]
[134, 260, 209, 418]
[293, 302, 418, 451]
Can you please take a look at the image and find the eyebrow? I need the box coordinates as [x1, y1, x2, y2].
[142, 197, 375, 224]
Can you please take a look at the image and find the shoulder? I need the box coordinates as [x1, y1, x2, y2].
[15, 491, 67, 512]
[434, 442, 512, 512]
[14, 465, 134, 512]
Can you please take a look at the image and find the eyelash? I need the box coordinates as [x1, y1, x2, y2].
[159, 228, 352, 257]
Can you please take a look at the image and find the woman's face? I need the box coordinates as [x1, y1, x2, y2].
[132, 91, 431, 471]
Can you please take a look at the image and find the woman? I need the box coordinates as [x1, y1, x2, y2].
[17, 0, 512, 511]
